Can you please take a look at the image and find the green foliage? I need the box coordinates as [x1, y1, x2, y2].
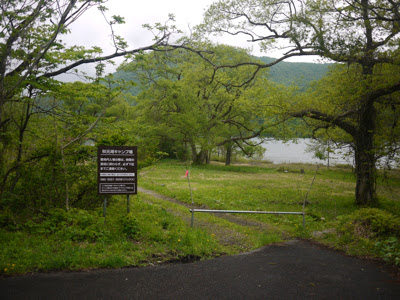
[0, 196, 227, 275]
[112, 70, 142, 96]
[0, 0, 185, 216]
[201, 0, 400, 206]
[0, 208, 19, 231]
[258, 56, 332, 89]
[119, 43, 270, 165]
[114, 56, 331, 92]
[375, 237, 400, 266]
[0, 76, 166, 213]
[335, 208, 400, 264]
[337, 208, 400, 240]
[120, 213, 139, 239]
[24, 208, 110, 242]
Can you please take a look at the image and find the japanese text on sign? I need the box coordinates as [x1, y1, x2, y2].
[98, 146, 137, 195]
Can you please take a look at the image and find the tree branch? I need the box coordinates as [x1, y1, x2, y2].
[289, 109, 358, 137]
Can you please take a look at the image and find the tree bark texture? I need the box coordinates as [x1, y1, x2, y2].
[354, 99, 377, 206]
[225, 147, 232, 166]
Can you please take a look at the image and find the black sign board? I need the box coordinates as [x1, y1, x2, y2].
[97, 146, 137, 195]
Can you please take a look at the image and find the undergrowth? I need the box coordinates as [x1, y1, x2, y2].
[334, 208, 400, 265]
[0, 196, 225, 276]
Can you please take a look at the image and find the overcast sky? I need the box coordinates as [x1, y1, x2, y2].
[66, 0, 214, 52]
[62, 0, 317, 79]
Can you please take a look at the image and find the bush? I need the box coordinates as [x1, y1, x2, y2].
[24, 208, 110, 242]
[337, 208, 400, 239]
[375, 237, 400, 266]
[336, 208, 400, 264]
[120, 213, 140, 239]
[0, 209, 19, 231]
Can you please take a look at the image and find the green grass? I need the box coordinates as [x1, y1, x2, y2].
[140, 161, 360, 231]
[140, 160, 400, 264]
[0, 187, 284, 276]
[140, 192, 283, 251]
[2, 159, 399, 275]
[0, 196, 229, 276]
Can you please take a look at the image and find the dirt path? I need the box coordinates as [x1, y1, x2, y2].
[138, 187, 276, 229]
[138, 187, 285, 250]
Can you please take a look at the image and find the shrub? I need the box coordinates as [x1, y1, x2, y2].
[0, 209, 19, 231]
[120, 213, 140, 239]
[336, 208, 400, 265]
[375, 237, 400, 266]
[24, 208, 110, 242]
[337, 208, 400, 239]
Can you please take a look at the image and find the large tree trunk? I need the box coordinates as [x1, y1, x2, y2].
[354, 143, 377, 206]
[190, 143, 208, 164]
[225, 146, 232, 166]
[354, 100, 377, 206]
[198, 150, 208, 164]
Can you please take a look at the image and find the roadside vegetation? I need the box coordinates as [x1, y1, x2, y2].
[2, 159, 399, 276]
[0, 194, 238, 276]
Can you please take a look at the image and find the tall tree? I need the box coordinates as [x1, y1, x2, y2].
[122, 44, 270, 164]
[0, 0, 208, 163]
[201, 0, 400, 205]
[0, 0, 210, 212]
[0, 78, 130, 210]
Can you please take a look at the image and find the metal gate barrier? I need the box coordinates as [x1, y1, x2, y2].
[188, 165, 320, 229]
[189, 208, 306, 228]
[180, 158, 318, 231]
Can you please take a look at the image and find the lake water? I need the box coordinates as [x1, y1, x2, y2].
[260, 139, 354, 166]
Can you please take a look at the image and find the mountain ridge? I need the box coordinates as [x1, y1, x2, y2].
[112, 56, 333, 96]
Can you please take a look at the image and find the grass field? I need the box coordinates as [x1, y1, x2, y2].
[1, 159, 399, 275]
[139, 159, 400, 264]
[140, 160, 400, 232]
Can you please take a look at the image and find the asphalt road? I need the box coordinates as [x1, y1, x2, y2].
[2, 240, 400, 299]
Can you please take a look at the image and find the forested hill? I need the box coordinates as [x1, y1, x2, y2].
[258, 56, 333, 88]
[113, 56, 333, 96]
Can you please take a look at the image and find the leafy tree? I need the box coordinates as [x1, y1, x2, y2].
[121, 44, 271, 165]
[0, 0, 209, 213]
[201, 0, 400, 206]
[0, 0, 205, 154]
[1, 78, 129, 211]
[300, 64, 399, 167]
